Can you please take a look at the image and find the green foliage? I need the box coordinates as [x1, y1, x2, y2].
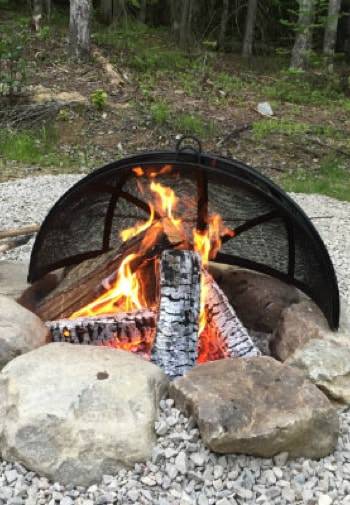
[174, 114, 216, 138]
[150, 101, 171, 125]
[252, 119, 309, 139]
[37, 26, 51, 41]
[252, 118, 343, 140]
[263, 70, 345, 106]
[213, 72, 245, 94]
[281, 156, 350, 202]
[90, 89, 108, 110]
[0, 126, 72, 167]
[130, 48, 189, 73]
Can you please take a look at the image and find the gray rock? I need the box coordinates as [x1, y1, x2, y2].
[287, 335, 350, 404]
[272, 300, 329, 361]
[169, 357, 339, 458]
[0, 261, 29, 299]
[0, 295, 48, 370]
[208, 264, 300, 333]
[0, 343, 168, 486]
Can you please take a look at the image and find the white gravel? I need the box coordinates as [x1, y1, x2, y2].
[1, 175, 350, 504]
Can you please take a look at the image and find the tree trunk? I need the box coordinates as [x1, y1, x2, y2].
[323, 0, 342, 70]
[31, 0, 42, 32]
[139, 0, 147, 23]
[70, 0, 92, 59]
[100, 0, 113, 23]
[45, 0, 51, 19]
[290, 0, 316, 70]
[242, 0, 258, 57]
[218, 0, 229, 50]
[179, 0, 192, 49]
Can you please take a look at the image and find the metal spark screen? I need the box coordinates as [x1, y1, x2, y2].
[28, 146, 340, 329]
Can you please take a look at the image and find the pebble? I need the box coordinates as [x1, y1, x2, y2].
[175, 451, 188, 475]
[319, 495, 333, 505]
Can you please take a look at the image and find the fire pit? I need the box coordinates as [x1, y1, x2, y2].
[26, 137, 339, 378]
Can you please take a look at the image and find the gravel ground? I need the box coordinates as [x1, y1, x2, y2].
[1, 175, 350, 505]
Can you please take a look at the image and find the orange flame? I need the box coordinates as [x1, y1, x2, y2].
[70, 166, 235, 360]
[70, 253, 145, 318]
[193, 215, 235, 334]
[120, 204, 155, 242]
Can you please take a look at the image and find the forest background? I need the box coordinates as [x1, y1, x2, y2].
[0, 0, 350, 201]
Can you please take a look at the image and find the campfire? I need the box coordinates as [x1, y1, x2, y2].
[41, 167, 260, 378]
[24, 138, 339, 379]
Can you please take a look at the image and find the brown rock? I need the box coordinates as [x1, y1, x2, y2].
[209, 264, 300, 333]
[272, 300, 329, 361]
[169, 357, 338, 458]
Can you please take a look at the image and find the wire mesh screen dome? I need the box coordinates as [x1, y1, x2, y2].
[28, 140, 340, 329]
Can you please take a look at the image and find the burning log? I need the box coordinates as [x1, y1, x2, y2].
[199, 270, 261, 360]
[152, 250, 201, 379]
[47, 309, 156, 355]
[36, 221, 185, 321]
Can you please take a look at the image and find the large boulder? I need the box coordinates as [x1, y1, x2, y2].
[272, 300, 329, 361]
[0, 343, 169, 486]
[0, 295, 48, 369]
[287, 334, 350, 405]
[169, 357, 339, 459]
[209, 264, 300, 333]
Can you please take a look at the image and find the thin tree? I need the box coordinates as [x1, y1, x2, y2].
[31, 0, 42, 32]
[218, 0, 229, 50]
[70, 0, 92, 59]
[101, 0, 113, 23]
[242, 0, 258, 57]
[179, 0, 193, 49]
[323, 0, 342, 69]
[290, 0, 316, 70]
[139, 0, 147, 23]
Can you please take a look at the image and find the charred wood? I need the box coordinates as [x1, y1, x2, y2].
[152, 250, 201, 379]
[200, 270, 261, 359]
[48, 309, 156, 355]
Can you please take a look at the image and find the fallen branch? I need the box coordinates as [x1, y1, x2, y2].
[0, 235, 33, 254]
[308, 136, 350, 159]
[217, 123, 252, 146]
[0, 224, 40, 240]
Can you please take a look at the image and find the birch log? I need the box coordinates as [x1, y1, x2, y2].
[152, 250, 201, 379]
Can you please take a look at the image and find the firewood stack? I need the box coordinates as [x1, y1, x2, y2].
[34, 214, 260, 379]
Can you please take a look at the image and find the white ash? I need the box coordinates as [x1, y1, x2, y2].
[0, 400, 349, 504]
